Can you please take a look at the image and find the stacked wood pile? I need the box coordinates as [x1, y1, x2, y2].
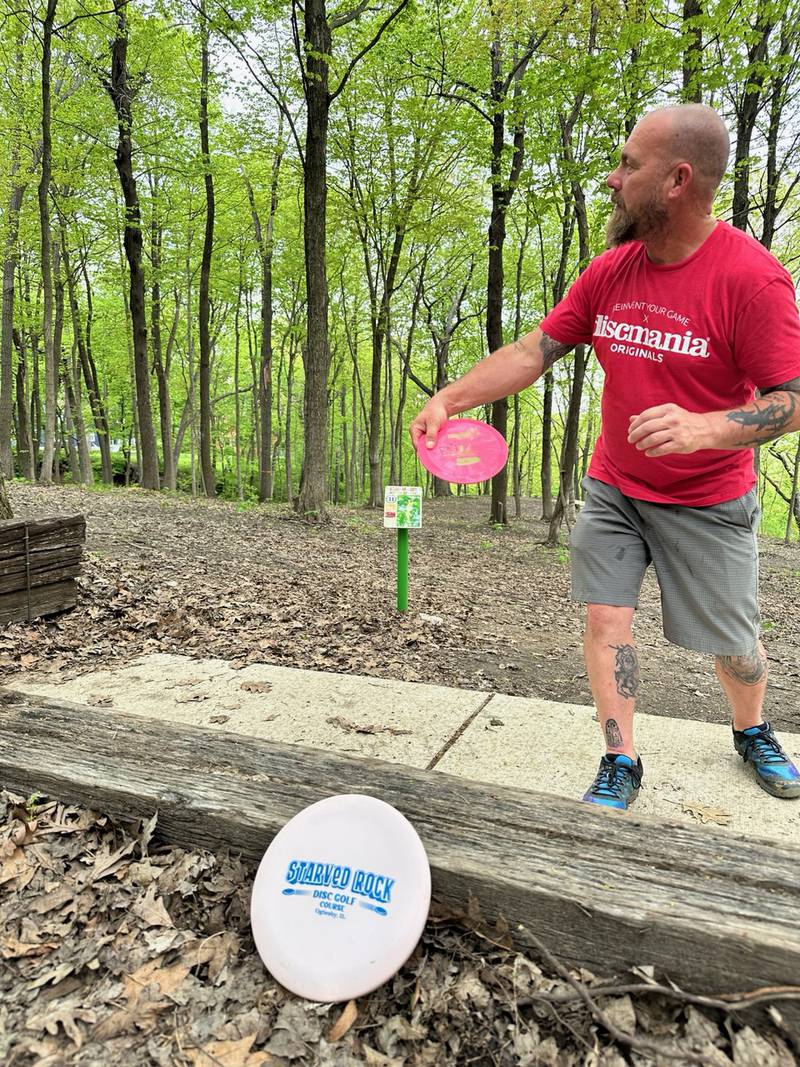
[0, 516, 86, 624]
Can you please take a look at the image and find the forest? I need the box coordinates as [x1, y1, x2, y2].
[1, 0, 800, 539]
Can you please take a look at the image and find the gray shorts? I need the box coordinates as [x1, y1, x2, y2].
[569, 477, 761, 655]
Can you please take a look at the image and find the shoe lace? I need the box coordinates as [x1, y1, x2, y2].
[589, 760, 632, 800]
[742, 731, 788, 766]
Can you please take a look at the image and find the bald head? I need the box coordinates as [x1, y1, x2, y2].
[639, 104, 730, 200]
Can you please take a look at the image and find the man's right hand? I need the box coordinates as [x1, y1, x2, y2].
[409, 395, 451, 452]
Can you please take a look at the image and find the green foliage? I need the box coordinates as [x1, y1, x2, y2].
[1, 0, 799, 531]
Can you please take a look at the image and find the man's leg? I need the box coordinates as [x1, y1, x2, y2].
[584, 603, 639, 758]
[716, 641, 800, 798]
[714, 642, 767, 730]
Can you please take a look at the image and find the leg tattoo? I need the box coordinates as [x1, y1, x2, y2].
[718, 647, 767, 687]
[605, 718, 624, 749]
[610, 644, 640, 699]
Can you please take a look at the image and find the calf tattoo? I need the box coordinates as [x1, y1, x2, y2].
[718, 647, 767, 686]
[610, 643, 640, 699]
[605, 718, 624, 749]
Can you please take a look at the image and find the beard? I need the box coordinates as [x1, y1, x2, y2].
[605, 194, 669, 248]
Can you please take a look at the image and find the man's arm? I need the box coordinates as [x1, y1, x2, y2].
[409, 328, 573, 450]
[627, 377, 800, 457]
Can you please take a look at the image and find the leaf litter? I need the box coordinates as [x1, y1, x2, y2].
[2, 791, 798, 1067]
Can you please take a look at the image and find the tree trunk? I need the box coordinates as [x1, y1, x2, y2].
[38, 0, 58, 485]
[61, 362, 81, 482]
[58, 231, 94, 484]
[234, 255, 243, 500]
[78, 249, 113, 482]
[244, 137, 283, 504]
[485, 28, 532, 526]
[13, 331, 34, 481]
[1, 175, 26, 479]
[0, 467, 12, 518]
[295, 0, 332, 519]
[286, 342, 295, 504]
[198, 3, 215, 497]
[731, 3, 774, 233]
[540, 371, 554, 520]
[69, 344, 93, 484]
[681, 0, 703, 102]
[150, 201, 176, 491]
[51, 234, 66, 480]
[106, 0, 159, 490]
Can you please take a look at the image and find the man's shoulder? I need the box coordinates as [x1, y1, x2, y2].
[580, 243, 641, 286]
[711, 220, 791, 283]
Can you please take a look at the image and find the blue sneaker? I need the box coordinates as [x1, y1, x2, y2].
[582, 754, 643, 810]
[733, 722, 800, 798]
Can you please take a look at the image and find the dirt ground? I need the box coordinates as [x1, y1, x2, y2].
[3, 482, 800, 732]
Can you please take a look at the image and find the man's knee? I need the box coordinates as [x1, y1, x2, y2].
[716, 644, 767, 686]
[585, 603, 636, 642]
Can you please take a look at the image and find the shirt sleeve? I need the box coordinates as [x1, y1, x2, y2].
[733, 274, 800, 390]
[539, 259, 599, 347]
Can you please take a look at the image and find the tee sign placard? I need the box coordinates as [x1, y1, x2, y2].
[383, 486, 422, 529]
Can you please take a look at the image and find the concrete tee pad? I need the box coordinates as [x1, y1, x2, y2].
[8, 653, 800, 845]
[437, 693, 800, 844]
[8, 652, 487, 769]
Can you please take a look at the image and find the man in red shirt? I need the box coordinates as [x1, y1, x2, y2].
[410, 103, 800, 809]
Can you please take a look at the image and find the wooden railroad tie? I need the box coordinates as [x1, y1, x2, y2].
[0, 515, 86, 625]
[2, 686, 800, 1012]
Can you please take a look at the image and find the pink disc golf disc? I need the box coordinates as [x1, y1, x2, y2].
[416, 417, 509, 484]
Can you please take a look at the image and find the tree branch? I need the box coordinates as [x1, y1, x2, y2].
[329, 0, 410, 103]
[330, 0, 370, 29]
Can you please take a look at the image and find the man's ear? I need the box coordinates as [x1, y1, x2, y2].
[667, 162, 693, 198]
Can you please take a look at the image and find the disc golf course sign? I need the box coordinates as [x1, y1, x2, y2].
[384, 486, 422, 612]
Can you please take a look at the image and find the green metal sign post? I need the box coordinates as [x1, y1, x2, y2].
[384, 486, 422, 613]
[397, 528, 409, 612]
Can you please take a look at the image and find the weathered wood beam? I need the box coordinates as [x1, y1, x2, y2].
[0, 516, 85, 622]
[0, 580, 78, 624]
[0, 515, 86, 554]
[2, 688, 800, 1001]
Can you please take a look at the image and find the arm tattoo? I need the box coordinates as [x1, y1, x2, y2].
[604, 718, 624, 749]
[717, 648, 767, 686]
[539, 331, 572, 372]
[726, 390, 799, 446]
[610, 643, 640, 699]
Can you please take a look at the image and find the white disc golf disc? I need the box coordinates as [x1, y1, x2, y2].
[250, 794, 431, 1002]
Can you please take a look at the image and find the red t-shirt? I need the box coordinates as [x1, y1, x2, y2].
[540, 220, 800, 505]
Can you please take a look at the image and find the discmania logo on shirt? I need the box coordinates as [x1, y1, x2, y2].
[594, 313, 710, 363]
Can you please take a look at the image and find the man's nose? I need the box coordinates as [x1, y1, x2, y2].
[607, 170, 621, 190]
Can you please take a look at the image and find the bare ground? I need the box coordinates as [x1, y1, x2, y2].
[2, 483, 800, 732]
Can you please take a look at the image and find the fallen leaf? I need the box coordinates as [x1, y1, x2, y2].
[131, 884, 174, 928]
[240, 681, 272, 693]
[326, 715, 411, 737]
[86, 695, 114, 707]
[327, 999, 358, 1042]
[681, 802, 731, 826]
[187, 1034, 272, 1066]
[1, 936, 58, 960]
[209, 714, 230, 724]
